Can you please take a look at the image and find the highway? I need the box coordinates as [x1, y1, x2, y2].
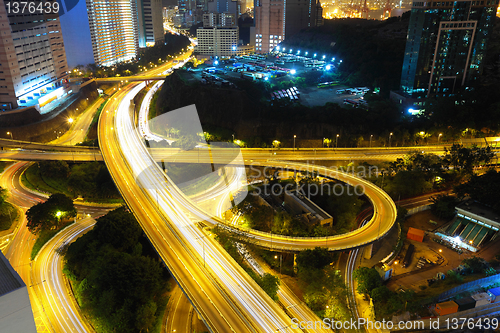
[1, 92, 119, 333]
[99, 82, 301, 333]
[0, 144, 450, 162]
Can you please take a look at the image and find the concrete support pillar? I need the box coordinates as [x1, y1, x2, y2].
[364, 244, 373, 260]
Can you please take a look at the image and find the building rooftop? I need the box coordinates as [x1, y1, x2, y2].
[0, 251, 24, 297]
[456, 200, 500, 224]
[287, 191, 332, 220]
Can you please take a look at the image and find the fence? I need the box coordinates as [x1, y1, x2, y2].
[436, 273, 500, 302]
[406, 204, 431, 216]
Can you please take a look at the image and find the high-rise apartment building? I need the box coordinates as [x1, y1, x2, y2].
[196, 12, 238, 57]
[203, 12, 236, 27]
[208, 0, 238, 16]
[254, 0, 320, 53]
[399, 0, 499, 98]
[195, 26, 239, 56]
[0, 3, 69, 109]
[87, 0, 139, 67]
[138, 0, 164, 47]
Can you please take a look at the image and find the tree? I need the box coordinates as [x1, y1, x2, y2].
[257, 273, 280, 302]
[370, 285, 392, 303]
[443, 144, 494, 174]
[461, 256, 488, 274]
[93, 207, 143, 251]
[296, 247, 332, 271]
[353, 267, 381, 295]
[430, 194, 459, 220]
[26, 193, 76, 234]
[0, 186, 7, 206]
[39, 161, 70, 179]
[454, 170, 500, 211]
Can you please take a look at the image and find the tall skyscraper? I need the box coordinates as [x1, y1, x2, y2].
[208, 0, 238, 16]
[399, 0, 499, 98]
[0, 3, 69, 109]
[87, 0, 139, 67]
[137, 0, 165, 47]
[254, 0, 320, 53]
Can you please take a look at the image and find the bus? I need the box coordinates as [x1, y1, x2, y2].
[343, 99, 359, 107]
[317, 82, 335, 88]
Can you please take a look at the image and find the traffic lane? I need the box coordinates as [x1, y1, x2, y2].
[99, 86, 258, 333]
[34, 217, 96, 333]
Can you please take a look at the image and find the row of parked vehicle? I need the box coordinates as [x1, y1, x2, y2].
[270, 87, 300, 101]
[336, 87, 370, 95]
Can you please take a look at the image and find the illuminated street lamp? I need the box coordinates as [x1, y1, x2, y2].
[389, 132, 393, 147]
[336, 134, 339, 148]
[438, 133, 442, 144]
[370, 134, 373, 148]
[6, 131, 12, 140]
[68, 118, 74, 124]
[293, 135, 296, 151]
[274, 255, 282, 275]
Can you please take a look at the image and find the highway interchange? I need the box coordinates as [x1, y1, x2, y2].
[0, 50, 429, 333]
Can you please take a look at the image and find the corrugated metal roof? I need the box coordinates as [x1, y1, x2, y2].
[488, 286, 500, 296]
[0, 250, 23, 297]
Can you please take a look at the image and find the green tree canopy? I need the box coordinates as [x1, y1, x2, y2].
[353, 267, 381, 295]
[257, 273, 280, 302]
[296, 247, 332, 271]
[430, 194, 459, 220]
[454, 169, 500, 212]
[26, 193, 76, 234]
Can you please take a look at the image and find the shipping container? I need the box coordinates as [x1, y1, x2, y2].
[435, 301, 458, 316]
[472, 293, 491, 307]
[402, 243, 415, 268]
[407, 227, 425, 242]
[455, 297, 476, 311]
[487, 287, 500, 303]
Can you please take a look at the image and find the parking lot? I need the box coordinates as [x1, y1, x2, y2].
[187, 53, 370, 107]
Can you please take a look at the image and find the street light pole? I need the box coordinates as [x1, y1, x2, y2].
[336, 134, 339, 148]
[293, 135, 296, 151]
[6, 131, 12, 140]
[275, 255, 282, 275]
[438, 133, 442, 144]
[389, 132, 393, 147]
[370, 135, 373, 148]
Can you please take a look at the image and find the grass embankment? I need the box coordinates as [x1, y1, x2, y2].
[0, 161, 11, 174]
[21, 163, 123, 204]
[84, 100, 108, 141]
[22, 163, 72, 197]
[31, 221, 73, 260]
[149, 90, 159, 120]
[0, 202, 19, 231]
